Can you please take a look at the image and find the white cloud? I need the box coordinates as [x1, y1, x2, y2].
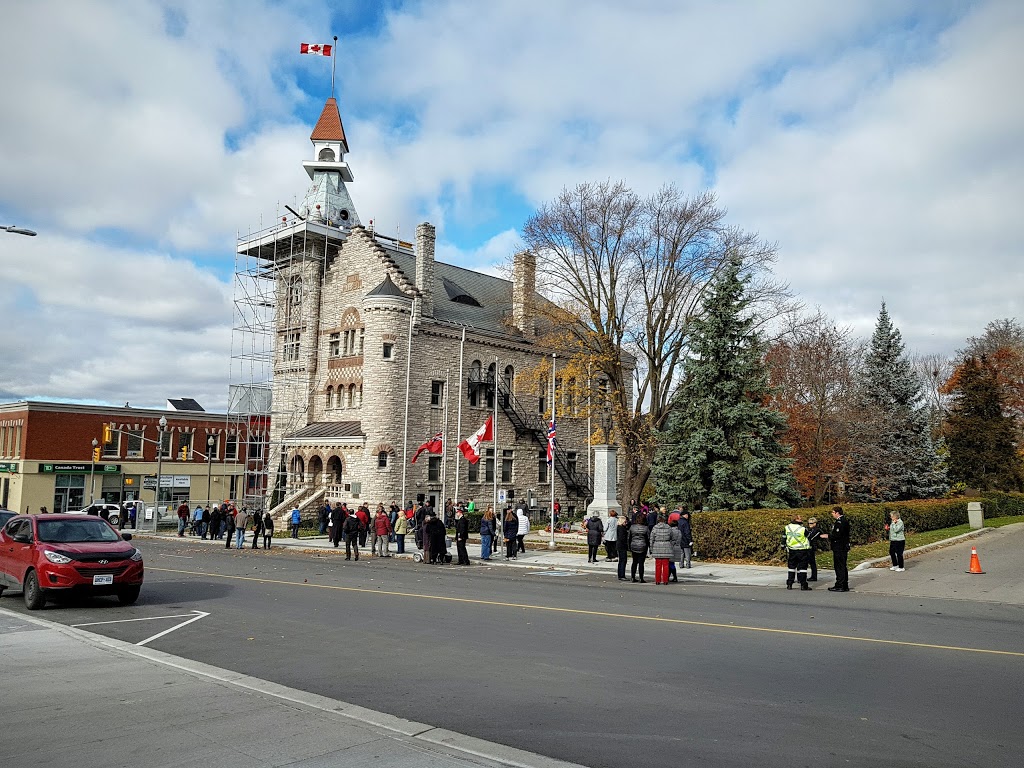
[1, 0, 1021, 410]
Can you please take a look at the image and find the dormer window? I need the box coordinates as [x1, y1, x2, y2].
[319, 147, 336, 162]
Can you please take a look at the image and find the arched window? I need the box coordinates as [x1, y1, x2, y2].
[469, 360, 483, 406]
[357, 384, 363, 406]
[566, 378, 576, 414]
[318, 147, 336, 162]
[348, 383, 356, 407]
[486, 362, 496, 409]
[326, 386, 333, 409]
[284, 275, 302, 326]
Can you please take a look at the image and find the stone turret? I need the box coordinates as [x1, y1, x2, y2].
[512, 250, 536, 338]
[415, 223, 435, 318]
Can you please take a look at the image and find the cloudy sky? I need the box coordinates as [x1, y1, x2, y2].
[1, 0, 1021, 410]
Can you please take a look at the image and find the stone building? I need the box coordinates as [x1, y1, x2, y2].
[239, 97, 615, 518]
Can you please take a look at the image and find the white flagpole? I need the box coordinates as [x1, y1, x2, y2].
[587, 359, 592, 480]
[454, 328, 465, 506]
[550, 353, 556, 547]
[331, 35, 338, 97]
[441, 368, 450, 510]
[400, 298, 417, 509]
[492, 357, 499, 523]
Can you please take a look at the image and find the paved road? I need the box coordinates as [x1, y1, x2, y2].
[2, 538, 1022, 768]
[855, 522, 1024, 604]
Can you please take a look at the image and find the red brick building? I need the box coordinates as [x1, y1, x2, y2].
[0, 401, 268, 515]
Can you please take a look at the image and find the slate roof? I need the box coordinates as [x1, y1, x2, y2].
[284, 421, 364, 440]
[310, 97, 349, 152]
[366, 274, 409, 298]
[389, 252, 514, 336]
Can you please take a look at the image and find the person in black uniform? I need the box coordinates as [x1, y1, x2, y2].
[806, 516, 826, 582]
[330, 503, 346, 547]
[454, 509, 470, 565]
[827, 506, 851, 592]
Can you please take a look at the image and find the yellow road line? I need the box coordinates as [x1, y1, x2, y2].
[150, 567, 1024, 658]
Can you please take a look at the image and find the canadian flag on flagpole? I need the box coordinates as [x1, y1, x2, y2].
[546, 418, 556, 465]
[411, 431, 444, 464]
[458, 415, 493, 464]
[300, 43, 333, 56]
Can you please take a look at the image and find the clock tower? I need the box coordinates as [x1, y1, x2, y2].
[298, 97, 360, 227]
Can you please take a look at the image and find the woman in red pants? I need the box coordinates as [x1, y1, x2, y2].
[649, 512, 679, 585]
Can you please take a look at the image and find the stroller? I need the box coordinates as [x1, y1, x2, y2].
[412, 532, 453, 564]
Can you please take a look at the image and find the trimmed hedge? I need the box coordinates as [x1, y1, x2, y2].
[692, 492, 1024, 564]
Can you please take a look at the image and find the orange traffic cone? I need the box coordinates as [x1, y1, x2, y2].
[966, 546, 985, 574]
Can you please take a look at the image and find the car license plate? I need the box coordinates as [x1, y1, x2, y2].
[93, 574, 114, 586]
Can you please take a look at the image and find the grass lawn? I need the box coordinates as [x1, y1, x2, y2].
[816, 514, 1024, 568]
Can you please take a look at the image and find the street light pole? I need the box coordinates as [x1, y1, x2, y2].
[206, 435, 215, 507]
[155, 416, 167, 531]
[90, 438, 98, 504]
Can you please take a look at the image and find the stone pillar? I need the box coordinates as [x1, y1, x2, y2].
[415, 222, 435, 318]
[586, 445, 621, 518]
[967, 501, 984, 529]
[512, 250, 536, 338]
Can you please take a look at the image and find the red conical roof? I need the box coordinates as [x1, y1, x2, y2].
[310, 97, 349, 152]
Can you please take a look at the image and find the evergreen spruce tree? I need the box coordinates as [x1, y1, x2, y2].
[653, 257, 799, 510]
[846, 303, 947, 501]
[945, 356, 1024, 490]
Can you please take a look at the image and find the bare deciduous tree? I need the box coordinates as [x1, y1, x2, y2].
[518, 180, 791, 504]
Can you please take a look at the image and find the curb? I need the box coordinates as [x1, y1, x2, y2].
[852, 527, 993, 571]
[0, 607, 586, 768]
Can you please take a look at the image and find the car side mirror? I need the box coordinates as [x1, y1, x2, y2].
[121, 533, 133, 541]
[13, 533, 32, 544]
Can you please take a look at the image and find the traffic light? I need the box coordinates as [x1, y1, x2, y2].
[102, 423, 113, 443]
[179, 446, 189, 461]
[92, 446, 101, 462]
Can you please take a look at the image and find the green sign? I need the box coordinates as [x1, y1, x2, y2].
[0, 462, 18, 473]
[38, 463, 122, 474]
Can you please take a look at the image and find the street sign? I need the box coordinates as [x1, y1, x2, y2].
[38, 463, 121, 474]
[0, 462, 18, 473]
[498, 489, 507, 503]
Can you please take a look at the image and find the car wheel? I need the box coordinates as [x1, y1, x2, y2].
[23, 570, 47, 610]
[109, 514, 120, 526]
[0, 586, 6, 597]
[117, 586, 141, 605]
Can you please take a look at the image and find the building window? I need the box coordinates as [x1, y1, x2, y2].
[501, 449, 513, 483]
[468, 458, 479, 483]
[159, 430, 172, 458]
[177, 433, 193, 460]
[428, 456, 441, 482]
[538, 377, 547, 415]
[383, 342, 394, 360]
[378, 451, 389, 469]
[102, 429, 119, 457]
[248, 434, 265, 464]
[431, 380, 444, 407]
[357, 328, 365, 355]
[225, 435, 238, 461]
[126, 429, 143, 458]
[329, 333, 340, 358]
[285, 276, 302, 325]
[283, 332, 301, 361]
[566, 451, 577, 475]
[565, 378, 575, 414]
[486, 363, 496, 409]
[538, 450, 548, 483]
[205, 435, 219, 461]
[358, 384, 363, 406]
[326, 386, 334, 408]
[348, 383, 357, 407]
[318, 147, 336, 161]
[485, 448, 495, 483]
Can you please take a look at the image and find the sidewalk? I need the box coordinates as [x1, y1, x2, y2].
[0, 608, 584, 768]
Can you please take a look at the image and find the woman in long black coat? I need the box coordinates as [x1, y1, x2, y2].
[426, 515, 447, 564]
[585, 515, 604, 563]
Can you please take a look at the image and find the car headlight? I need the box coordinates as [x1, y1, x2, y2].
[130, 548, 143, 562]
[44, 550, 73, 564]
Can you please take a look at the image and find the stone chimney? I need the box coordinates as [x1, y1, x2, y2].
[415, 222, 435, 318]
[512, 250, 536, 338]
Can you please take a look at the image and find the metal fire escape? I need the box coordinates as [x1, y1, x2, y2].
[469, 371, 593, 499]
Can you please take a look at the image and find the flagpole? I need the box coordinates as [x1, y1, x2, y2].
[400, 298, 417, 510]
[331, 35, 338, 98]
[454, 327, 465, 506]
[587, 359, 592, 480]
[550, 353, 557, 549]
[492, 357, 499, 549]
[441, 368, 450, 511]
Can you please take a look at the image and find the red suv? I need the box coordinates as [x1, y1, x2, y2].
[0, 514, 144, 609]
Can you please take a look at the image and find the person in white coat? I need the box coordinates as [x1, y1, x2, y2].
[603, 509, 619, 560]
[515, 507, 530, 554]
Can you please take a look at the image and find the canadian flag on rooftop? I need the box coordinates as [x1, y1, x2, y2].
[300, 43, 333, 56]
[458, 415, 493, 464]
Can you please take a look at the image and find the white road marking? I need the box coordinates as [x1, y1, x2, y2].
[72, 612, 202, 628]
[159, 554, 194, 559]
[136, 610, 210, 646]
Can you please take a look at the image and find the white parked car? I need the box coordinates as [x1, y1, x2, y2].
[67, 502, 122, 523]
